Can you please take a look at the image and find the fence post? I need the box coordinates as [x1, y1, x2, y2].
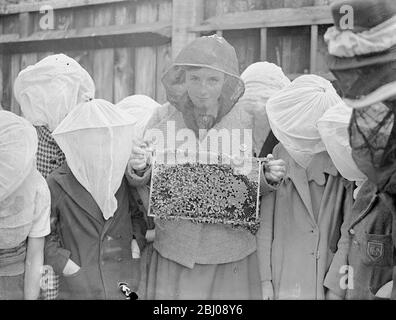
[260, 27, 268, 61]
[310, 24, 318, 73]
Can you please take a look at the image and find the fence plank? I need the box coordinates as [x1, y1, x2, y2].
[20, 52, 38, 70]
[204, 0, 218, 19]
[310, 24, 318, 72]
[263, 0, 284, 9]
[10, 12, 33, 115]
[113, 2, 135, 103]
[224, 29, 260, 73]
[0, 0, 129, 15]
[56, 8, 74, 31]
[0, 54, 3, 109]
[1, 54, 10, 111]
[92, 5, 115, 101]
[156, 0, 172, 104]
[284, 0, 315, 7]
[19, 12, 37, 72]
[189, 5, 333, 32]
[2, 14, 19, 34]
[134, 0, 158, 99]
[260, 27, 267, 61]
[281, 33, 292, 73]
[19, 12, 34, 37]
[10, 54, 21, 115]
[314, 0, 332, 5]
[74, 5, 96, 78]
[0, 32, 3, 100]
[316, 25, 330, 75]
[37, 51, 54, 60]
[172, 0, 203, 58]
[0, 22, 171, 48]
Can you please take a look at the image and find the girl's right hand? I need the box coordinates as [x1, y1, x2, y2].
[262, 281, 274, 300]
[129, 140, 154, 171]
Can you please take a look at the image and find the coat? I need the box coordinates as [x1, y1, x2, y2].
[257, 143, 354, 300]
[324, 180, 395, 299]
[127, 102, 277, 269]
[44, 163, 147, 300]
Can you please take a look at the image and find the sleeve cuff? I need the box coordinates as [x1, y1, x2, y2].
[125, 164, 152, 187]
[259, 169, 279, 196]
[28, 227, 50, 238]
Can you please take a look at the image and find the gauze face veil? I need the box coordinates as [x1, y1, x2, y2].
[52, 99, 137, 220]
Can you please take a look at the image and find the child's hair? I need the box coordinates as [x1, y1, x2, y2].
[183, 65, 203, 72]
[182, 65, 228, 115]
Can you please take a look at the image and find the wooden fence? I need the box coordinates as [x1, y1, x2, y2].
[0, 0, 336, 116]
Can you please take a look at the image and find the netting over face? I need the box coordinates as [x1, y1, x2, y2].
[116, 94, 161, 142]
[161, 35, 245, 132]
[266, 74, 343, 168]
[53, 99, 137, 220]
[349, 101, 396, 192]
[330, 61, 396, 99]
[236, 62, 291, 155]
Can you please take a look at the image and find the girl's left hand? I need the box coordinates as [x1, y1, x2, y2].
[129, 140, 154, 172]
[264, 154, 286, 183]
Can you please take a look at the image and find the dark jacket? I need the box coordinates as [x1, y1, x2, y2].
[324, 180, 395, 299]
[44, 163, 147, 300]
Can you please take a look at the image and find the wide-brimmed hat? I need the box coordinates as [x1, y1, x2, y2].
[325, 0, 396, 108]
[161, 35, 245, 119]
[331, 0, 396, 32]
[325, 0, 396, 71]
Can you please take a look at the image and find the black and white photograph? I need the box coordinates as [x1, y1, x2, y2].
[0, 0, 395, 308]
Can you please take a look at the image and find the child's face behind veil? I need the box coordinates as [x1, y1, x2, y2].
[185, 67, 225, 129]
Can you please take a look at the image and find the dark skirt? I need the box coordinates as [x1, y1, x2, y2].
[143, 248, 262, 300]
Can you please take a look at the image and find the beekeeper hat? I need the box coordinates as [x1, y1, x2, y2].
[0, 111, 38, 201]
[14, 53, 95, 132]
[53, 99, 137, 220]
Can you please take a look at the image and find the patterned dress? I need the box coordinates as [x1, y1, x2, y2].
[35, 126, 65, 300]
[35, 126, 66, 179]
